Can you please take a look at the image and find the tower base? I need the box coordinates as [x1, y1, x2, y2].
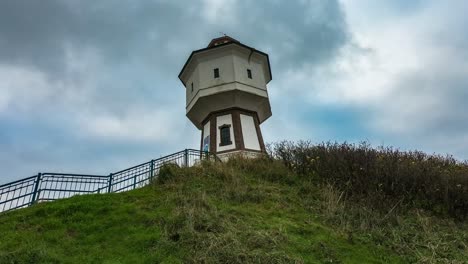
[216, 150, 264, 161]
[200, 108, 266, 159]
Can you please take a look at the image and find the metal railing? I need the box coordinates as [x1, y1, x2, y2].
[0, 149, 218, 213]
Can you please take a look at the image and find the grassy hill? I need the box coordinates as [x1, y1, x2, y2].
[0, 143, 467, 263]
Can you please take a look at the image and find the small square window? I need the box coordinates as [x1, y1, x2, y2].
[247, 69, 252, 79]
[214, 68, 220, 78]
[191, 82, 194, 92]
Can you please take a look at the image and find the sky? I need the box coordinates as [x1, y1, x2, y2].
[1, 0, 468, 184]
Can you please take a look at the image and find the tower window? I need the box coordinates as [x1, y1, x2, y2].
[247, 69, 252, 79]
[214, 68, 220, 78]
[191, 82, 194, 92]
[219, 124, 232, 146]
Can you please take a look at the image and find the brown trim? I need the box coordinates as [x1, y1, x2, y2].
[252, 114, 266, 152]
[218, 124, 231, 129]
[209, 116, 216, 153]
[200, 126, 204, 151]
[201, 107, 261, 127]
[231, 110, 245, 150]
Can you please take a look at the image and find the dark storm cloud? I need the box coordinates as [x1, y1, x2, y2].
[228, 0, 349, 67]
[0, 0, 349, 76]
[0, 1, 195, 75]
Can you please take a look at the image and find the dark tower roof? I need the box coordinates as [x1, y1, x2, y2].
[207, 35, 240, 47]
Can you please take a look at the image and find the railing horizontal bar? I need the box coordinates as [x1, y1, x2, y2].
[42, 173, 108, 178]
[111, 161, 152, 175]
[113, 171, 150, 179]
[106, 177, 151, 192]
[110, 173, 150, 186]
[40, 179, 108, 185]
[112, 170, 150, 181]
[41, 177, 108, 182]
[134, 178, 150, 185]
[0, 192, 34, 204]
[0, 184, 35, 195]
[114, 177, 152, 192]
[186, 149, 204, 153]
[110, 179, 135, 187]
[93, 186, 108, 193]
[39, 189, 96, 193]
[152, 150, 187, 160]
[0, 176, 37, 188]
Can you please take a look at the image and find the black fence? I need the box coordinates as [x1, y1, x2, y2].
[0, 149, 218, 213]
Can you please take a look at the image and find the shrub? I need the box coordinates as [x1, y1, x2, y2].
[156, 163, 181, 184]
[269, 141, 468, 219]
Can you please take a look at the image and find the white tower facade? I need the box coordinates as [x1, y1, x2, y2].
[179, 36, 272, 159]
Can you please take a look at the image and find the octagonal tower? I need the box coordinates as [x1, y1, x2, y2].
[179, 36, 272, 159]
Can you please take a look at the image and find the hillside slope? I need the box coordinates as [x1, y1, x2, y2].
[0, 155, 466, 263]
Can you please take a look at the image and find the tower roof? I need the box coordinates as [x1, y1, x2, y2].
[207, 35, 240, 47]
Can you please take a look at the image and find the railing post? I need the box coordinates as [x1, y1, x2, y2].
[30, 173, 42, 205]
[184, 149, 188, 167]
[150, 159, 154, 180]
[107, 173, 113, 193]
[133, 173, 137, 189]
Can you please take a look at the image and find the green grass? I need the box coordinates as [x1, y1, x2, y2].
[0, 158, 465, 263]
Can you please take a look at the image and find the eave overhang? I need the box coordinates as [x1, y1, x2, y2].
[178, 42, 272, 87]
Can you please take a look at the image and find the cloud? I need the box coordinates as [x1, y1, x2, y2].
[0, 65, 53, 112]
[0, 0, 349, 115]
[271, 0, 468, 158]
[218, 0, 350, 68]
[3, 0, 467, 184]
[0, 0, 350, 182]
[0, 0, 349, 74]
[75, 107, 182, 143]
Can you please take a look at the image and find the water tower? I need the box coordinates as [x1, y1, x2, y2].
[178, 36, 272, 159]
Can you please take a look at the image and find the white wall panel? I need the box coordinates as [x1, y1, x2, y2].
[240, 114, 260, 151]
